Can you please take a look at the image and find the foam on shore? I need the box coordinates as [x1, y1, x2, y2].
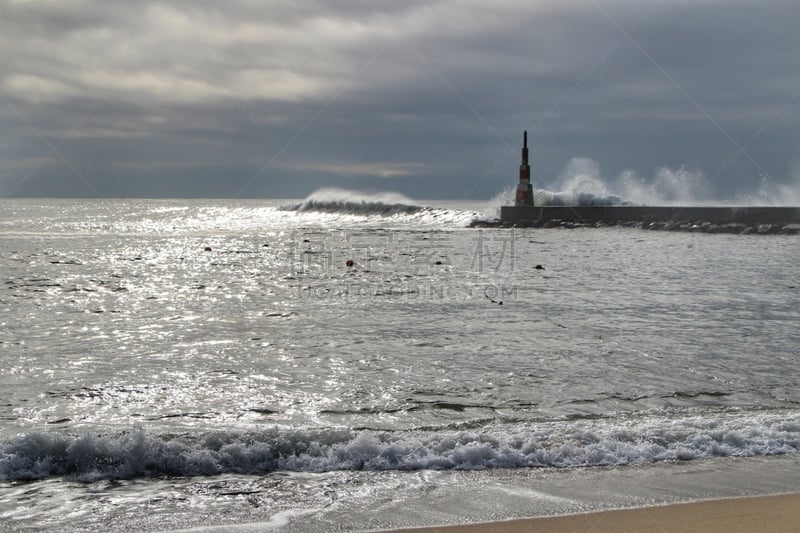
[388, 493, 800, 533]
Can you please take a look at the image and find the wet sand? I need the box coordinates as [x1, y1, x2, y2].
[389, 493, 800, 533]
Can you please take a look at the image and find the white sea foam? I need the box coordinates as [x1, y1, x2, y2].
[482, 159, 712, 208]
[3, 412, 798, 481]
[283, 188, 426, 215]
[472, 181, 631, 223]
[532, 157, 800, 206]
[1, 198, 798, 531]
[280, 187, 479, 227]
[475, 186, 523, 220]
[751, 175, 800, 206]
[535, 158, 708, 206]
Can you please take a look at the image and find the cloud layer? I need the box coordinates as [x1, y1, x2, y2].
[1, 0, 799, 200]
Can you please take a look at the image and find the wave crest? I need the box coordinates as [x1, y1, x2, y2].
[282, 188, 427, 216]
[535, 190, 634, 207]
[3, 412, 798, 481]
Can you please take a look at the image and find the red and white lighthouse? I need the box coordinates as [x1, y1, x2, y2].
[514, 130, 534, 206]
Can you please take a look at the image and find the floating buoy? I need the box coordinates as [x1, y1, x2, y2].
[204, 246, 212, 252]
[345, 259, 354, 267]
[535, 264, 544, 270]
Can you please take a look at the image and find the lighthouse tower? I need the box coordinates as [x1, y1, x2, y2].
[514, 130, 534, 206]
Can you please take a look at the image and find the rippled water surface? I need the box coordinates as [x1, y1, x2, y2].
[1, 198, 798, 530]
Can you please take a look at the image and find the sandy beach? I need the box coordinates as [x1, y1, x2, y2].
[390, 493, 800, 533]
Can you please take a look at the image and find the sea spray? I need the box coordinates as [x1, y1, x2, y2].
[475, 186, 516, 221]
[533, 157, 799, 206]
[540, 158, 708, 206]
[752, 175, 800, 206]
[282, 188, 425, 215]
[3, 412, 799, 481]
[279, 187, 479, 227]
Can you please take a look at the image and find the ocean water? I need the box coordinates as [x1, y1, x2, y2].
[1, 195, 799, 531]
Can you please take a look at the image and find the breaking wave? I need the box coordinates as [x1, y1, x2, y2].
[280, 188, 479, 227]
[3, 412, 799, 481]
[481, 158, 800, 214]
[536, 157, 800, 206]
[535, 189, 634, 207]
[472, 186, 632, 223]
[282, 188, 427, 216]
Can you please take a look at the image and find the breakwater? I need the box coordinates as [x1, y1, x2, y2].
[482, 206, 800, 234]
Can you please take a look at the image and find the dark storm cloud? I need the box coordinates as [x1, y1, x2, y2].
[1, 0, 798, 201]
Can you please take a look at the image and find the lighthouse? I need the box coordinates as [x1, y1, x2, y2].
[514, 130, 534, 206]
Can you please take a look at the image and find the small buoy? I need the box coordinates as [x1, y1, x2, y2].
[345, 259, 354, 267]
[435, 260, 443, 265]
[204, 246, 212, 252]
[535, 264, 544, 270]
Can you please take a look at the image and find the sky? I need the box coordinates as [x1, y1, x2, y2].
[1, 0, 799, 201]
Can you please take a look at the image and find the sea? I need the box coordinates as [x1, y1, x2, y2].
[1, 192, 799, 532]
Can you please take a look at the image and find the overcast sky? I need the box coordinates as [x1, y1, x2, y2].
[1, 0, 798, 201]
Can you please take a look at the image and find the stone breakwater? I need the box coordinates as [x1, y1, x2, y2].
[472, 218, 800, 234]
[477, 206, 800, 234]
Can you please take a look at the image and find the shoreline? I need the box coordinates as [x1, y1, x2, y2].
[385, 493, 800, 533]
